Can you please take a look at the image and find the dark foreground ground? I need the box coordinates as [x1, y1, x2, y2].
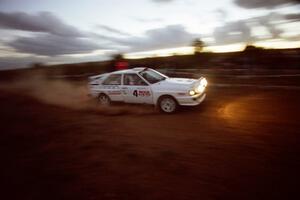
[0, 76, 300, 199]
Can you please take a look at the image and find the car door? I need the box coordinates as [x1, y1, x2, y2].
[122, 73, 153, 104]
[101, 74, 123, 101]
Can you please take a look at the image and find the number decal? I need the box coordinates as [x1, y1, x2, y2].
[133, 90, 138, 97]
[132, 90, 151, 97]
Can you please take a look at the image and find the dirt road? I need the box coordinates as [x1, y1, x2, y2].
[0, 81, 300, 199]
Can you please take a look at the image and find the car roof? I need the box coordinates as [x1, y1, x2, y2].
[111, 67, 146, 74]
[89, 67, 149, 79]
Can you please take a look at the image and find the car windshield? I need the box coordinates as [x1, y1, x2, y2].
[139, 69, 167, 84]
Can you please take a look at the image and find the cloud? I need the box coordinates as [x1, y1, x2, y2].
[213, 20, 254, 45]
[215, 9, 228, 22]
[234, 0, 300, 9]
[131, 17, 163, 23]
[212, 11, 300, 45]
[114, 25, 198, 51]
[96, 25, 130, 36]
[256, 13, 284, 38]
[284, 13, 300, 21]
[152, 0, 175, 3]
[0, 11, 84, 37]
[0, 11, 108, 57]
[8, 34, 101, 56]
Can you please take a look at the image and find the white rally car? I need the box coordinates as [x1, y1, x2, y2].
[89, 68, 207, 113]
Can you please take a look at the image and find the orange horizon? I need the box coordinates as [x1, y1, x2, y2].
[124, 40, 300, 59]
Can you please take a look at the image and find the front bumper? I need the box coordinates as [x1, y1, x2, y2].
[176, 92, 206, 106]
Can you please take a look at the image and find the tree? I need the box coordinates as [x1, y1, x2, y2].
[243, 45, 264, 68]
[192, 39, 205, 54]
[112, 53, 124, 61]
[243, 44, 263, 52]
[31, 62, 44, 69]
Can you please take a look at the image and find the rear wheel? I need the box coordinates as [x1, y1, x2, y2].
[158, 96, 178, 113]
[98, 94, 111, 106]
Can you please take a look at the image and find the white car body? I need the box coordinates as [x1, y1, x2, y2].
[89, 68, 207, 109]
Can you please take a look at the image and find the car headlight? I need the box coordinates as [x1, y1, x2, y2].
[196, 85, 205, 93]
[189, 90, 196, 96]
[190, 78, 207, 95]
[195, 78, 207, 93]
[200, 78, 208, 87]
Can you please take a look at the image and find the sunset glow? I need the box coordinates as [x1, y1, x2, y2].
[0, 0, 299, 68]
[125, 40, 300, 59]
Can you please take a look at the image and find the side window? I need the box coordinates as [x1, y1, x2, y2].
[102, 74, 121, 85]
[124, 74, 147, 86]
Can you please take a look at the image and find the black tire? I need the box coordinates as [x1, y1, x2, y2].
[98, 93, 111, 106]
[158, 96, 178, 113]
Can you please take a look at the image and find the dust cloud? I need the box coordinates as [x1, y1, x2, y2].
[0, 72, 155, 115]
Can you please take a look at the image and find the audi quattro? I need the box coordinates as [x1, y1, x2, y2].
[89, 68, 207, 113]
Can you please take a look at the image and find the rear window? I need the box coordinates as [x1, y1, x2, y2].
[102, 74, 122, 85]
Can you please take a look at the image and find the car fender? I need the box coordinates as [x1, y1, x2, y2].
[152, 90, 185, 105]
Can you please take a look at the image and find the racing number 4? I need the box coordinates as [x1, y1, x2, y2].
[133, 90, 138, 97]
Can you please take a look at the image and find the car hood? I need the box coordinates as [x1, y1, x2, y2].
[153, 78, 197, 91]
[164, 78, 197, 85]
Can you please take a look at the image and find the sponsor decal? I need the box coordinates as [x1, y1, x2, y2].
[108, 91, 122, 95]
[103, 86, 119, 89]
[133, 90, 151, 97]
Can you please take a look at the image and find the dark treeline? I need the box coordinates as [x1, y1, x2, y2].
[129, 47, 300, 70]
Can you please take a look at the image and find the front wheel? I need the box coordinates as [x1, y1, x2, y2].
[98, 94, 111, 106]
[158, 96, 178, 113]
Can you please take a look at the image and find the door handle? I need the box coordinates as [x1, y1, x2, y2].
[122, 87, 128, 89]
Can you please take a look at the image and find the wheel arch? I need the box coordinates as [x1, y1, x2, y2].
[97, 92, 111, 102]
[98, 92, 109, 98]
[156, 94, 179, 106]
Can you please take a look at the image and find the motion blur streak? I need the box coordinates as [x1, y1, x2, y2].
[0, 72, 155, 115]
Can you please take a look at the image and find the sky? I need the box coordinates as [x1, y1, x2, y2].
[0, 0, 300, 69]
